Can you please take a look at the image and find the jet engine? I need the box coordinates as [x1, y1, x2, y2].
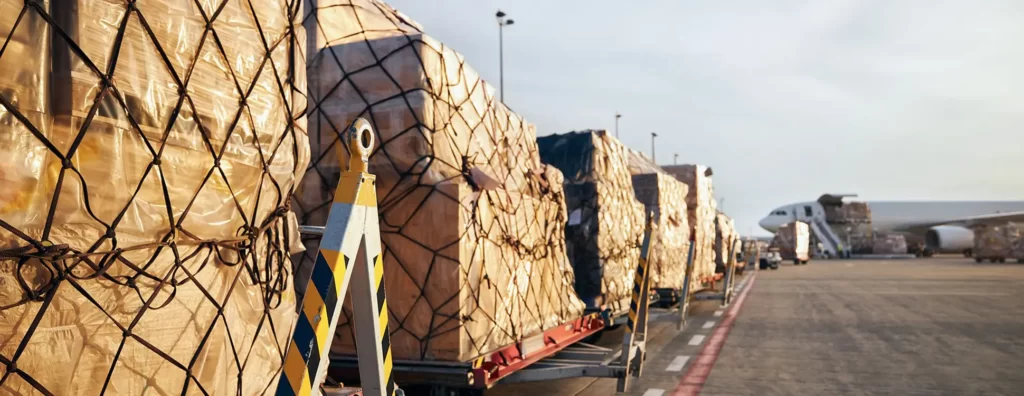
[924, 226, 975, 253]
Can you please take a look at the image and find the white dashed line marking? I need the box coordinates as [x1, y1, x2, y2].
[666, 355, 690, 372]
[702, 321, 716, 329]
[642, 389, 665, 396]
[689, 335, 706, 346]
[713, 310, 724, 317]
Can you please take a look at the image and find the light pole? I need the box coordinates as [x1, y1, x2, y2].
[673, 153, 679, 165]
[496, 10, 514, 102]
[650, 132, 658, 162]
[615, 112, 622, 138]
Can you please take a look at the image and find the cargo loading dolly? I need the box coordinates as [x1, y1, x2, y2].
[318, 214, 661, 394]
[656, 234, 740, 331]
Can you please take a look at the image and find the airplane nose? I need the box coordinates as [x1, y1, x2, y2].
[758, 217, 771, 231]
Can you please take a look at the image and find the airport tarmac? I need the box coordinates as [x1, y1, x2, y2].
[487, 257, 1024, 395]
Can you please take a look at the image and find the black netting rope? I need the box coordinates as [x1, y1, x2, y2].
[0, 0, 306, 394]
[295, 0, 582, 361]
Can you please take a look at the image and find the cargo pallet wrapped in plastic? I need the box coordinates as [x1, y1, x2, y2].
[661, 165, 717, 283]
[0, 0, 308, 394]
[294, 0, 585, 362]
[770, 222, 810, 262]
[825, 202, 873, 253]
[973, 223, 1019, 262]
[872, 234, 908, 255]
[625, 150, 690, 291]
[1011, 234, 1024, 263]
[714, 213, 737, 272]
[536, 131, 645, 313]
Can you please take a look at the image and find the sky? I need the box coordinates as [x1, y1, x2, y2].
[386, 0, 1024, 236]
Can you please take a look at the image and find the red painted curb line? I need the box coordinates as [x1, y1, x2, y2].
[672, 275, 758, 396]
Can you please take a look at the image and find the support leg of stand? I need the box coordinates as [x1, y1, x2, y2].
[678, 241, 696, 331]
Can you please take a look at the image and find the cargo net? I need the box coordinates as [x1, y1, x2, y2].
[0, 0, 308, 394]
[660, 164, 717, 284]
[294, 0, 584, 362]
[625, 151, 691, 291]
[536, 131, 645, 312]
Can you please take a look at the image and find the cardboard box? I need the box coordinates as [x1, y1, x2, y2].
[296, 0, 585, 362]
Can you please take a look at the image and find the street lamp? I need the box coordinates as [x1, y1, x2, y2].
[615, 112, 622, 138]
[496, 10, 514, 102]
[673, 153, 679, 165]
[650, 132, 658, 162]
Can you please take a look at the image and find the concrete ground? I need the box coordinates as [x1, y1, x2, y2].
[486, 257, 1024, 395]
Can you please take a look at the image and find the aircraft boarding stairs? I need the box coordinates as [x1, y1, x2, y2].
[810, 217, 841, 257]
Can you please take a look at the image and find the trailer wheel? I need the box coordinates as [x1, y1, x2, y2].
[998, 258, 1006, 263]
[975, 258, 983, 263]
[990, 258, 998, 263]
[1017, 259, 1024, 264]
[801, 260, 809, 265]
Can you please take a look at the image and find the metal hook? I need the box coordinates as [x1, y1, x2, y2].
[347, 118, 374, 173]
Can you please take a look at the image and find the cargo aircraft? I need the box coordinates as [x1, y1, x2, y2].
[759, 194, 1024, 256]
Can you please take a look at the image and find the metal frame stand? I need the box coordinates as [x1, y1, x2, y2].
[617, 214, 655, 391]
[692, 238, 739, 307]
[277, 119, 397, 396]
[677, 240, 697, 330]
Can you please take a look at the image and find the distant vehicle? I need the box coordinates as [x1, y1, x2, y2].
[759, 249, 781, 270]
[759, 194, 1024, 257]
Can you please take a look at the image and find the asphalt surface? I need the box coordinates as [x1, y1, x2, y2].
[487, 257, 1024, 395]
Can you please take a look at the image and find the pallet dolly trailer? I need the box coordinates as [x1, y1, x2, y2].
[318, 215, 663, 395]
[653, 234, 740, 331]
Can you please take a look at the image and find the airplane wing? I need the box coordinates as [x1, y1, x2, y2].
[891, 211, 1024, 233]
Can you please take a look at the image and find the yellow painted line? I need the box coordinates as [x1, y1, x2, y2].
[382, 348, 393, 379]
[332, 174, 364, 204]
[379, 300, 389, 332]
[374, 256, 384, 291]
[319, 249, 347, 298]
[283, 342, 311, 395]
[301, 285, 326, 325]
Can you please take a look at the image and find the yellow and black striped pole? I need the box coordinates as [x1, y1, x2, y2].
[618, 213, 655, 392]
[277, 118, 396, 396]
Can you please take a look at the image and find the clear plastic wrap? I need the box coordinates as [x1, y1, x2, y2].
[626, 150, 691, 290]
[296, 0, 584, 362]
[715, 213, 737, 270]
[0, 0, 308, 394]
[770, 222, 811, 261]
[537, 131, 646, 311]
[974, 223, 1018, 260]
[662, 165, 718, 282]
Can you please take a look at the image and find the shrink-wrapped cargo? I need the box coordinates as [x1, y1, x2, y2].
[0, 1, 308, 394]
[825, 202, 873, 253]
[1011, 235, 1024, 263]
[661, 165, 718, 279]
[626, 151, 690, 290]
[295, 0, 584, 362]
[973, 223, 1019, 261]
[715, 213, 737, 271]
[771, 222, 810, 262]
[872, 234, 908, 255]
[536, 131, 645, 311]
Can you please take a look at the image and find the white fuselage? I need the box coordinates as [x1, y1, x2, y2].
[759, 201, 1024, 237]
